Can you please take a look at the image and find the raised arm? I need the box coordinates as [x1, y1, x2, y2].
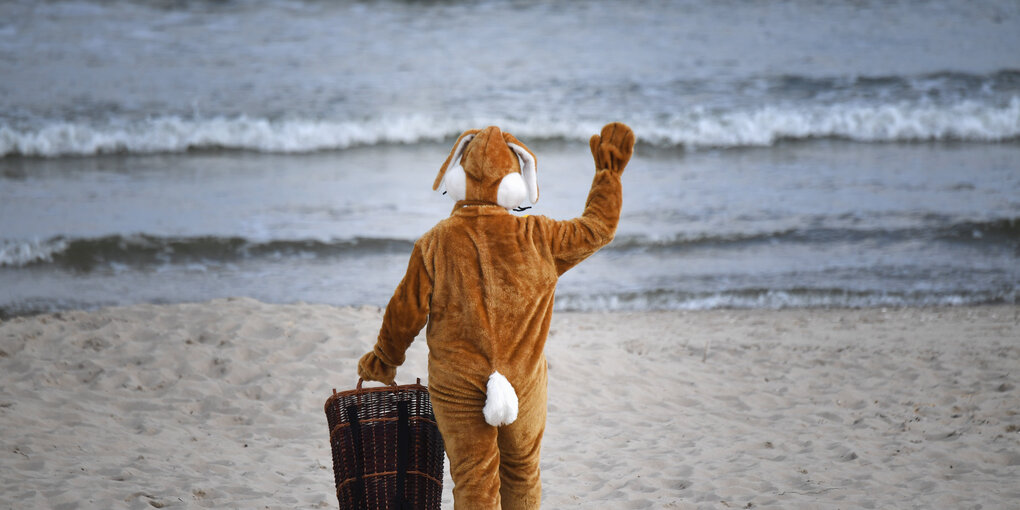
[547, 122, 635, 274]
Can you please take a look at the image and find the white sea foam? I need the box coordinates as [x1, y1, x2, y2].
[553, 289, 1007, 312]
[639, 97, 1020, 148]
[0, 115, 458, 158]
[0, 238, 69, 267]
[1, 98, 1017, 157]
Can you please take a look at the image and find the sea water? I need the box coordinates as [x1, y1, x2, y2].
[1, 0, 1018, 317]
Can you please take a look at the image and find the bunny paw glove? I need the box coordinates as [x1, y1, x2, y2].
[357, 349, 397, 385]
[589, 122, 635, 176]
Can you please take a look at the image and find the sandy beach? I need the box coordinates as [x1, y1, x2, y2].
[0, 299, 1016, 509]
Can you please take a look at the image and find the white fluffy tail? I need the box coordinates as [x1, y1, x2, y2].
[483, 371, 519, 426]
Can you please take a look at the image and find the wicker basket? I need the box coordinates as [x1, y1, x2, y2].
[325, 378, 445, 510]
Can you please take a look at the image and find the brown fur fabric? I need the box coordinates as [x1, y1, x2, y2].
[359, 123, 635, 509]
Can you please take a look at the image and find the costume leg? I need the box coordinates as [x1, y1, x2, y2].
[430, 381, 502, 510]
[496, 366, 547, 510]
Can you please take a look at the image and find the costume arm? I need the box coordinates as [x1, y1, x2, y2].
[548, 122, 634, 275]
[358, 241, 432, 384]
[548, 170, 623, 274]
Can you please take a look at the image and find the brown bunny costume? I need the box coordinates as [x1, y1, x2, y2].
[358, 122, 635, 509]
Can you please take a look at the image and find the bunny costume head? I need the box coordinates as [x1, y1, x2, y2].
[434, 126, 539, 210]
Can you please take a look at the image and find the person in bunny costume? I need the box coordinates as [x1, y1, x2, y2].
[358, 122, 635, 509]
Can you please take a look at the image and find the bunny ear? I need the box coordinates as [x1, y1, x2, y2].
[503, 132, 538, 203]
[433, 130, 478, 191]
[507, 142, 538, 203]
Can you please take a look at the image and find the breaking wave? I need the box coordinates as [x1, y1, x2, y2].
[640, 97, 1020, 148]
[609, 217, 1020, 253]
[0, 235, 414, 271]
[1, 97, 1018, 157]
[554, 287, 1015, 312]
[4, 217, 1015, 270]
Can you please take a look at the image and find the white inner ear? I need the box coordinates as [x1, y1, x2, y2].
[442, 134, 474, 201]
[507, 143, 538, 203]
[445, 165, 466, 202]
[497, 172, 526, 210]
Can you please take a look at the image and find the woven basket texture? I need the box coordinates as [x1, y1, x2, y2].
[325, 380, 444, 510]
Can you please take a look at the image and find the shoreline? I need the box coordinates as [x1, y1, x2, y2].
[3, 298, 1016, 322]
[2, 299, 1017, 508]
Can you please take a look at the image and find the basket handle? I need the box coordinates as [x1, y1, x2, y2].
[354, 378, 423, 391]
[356, 377, 398, 390]
[355, 377, 398, 405]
